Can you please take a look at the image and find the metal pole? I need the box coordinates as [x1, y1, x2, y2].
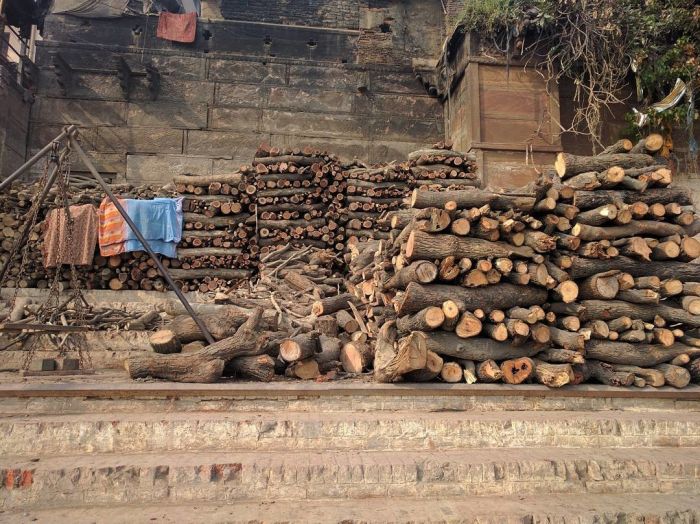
[0, 148, 66, 285]
[0, 125, 77, 192]
[69, 136, 216, 345]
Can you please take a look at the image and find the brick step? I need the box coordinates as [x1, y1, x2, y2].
[2, 493, 699, 524]
[1, 447, 698, 510]
[2, 410, 699, 456]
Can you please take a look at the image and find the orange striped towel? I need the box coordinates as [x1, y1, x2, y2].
[98, 197, 127, 257]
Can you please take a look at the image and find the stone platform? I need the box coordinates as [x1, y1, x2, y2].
[0, 374, 699, 522]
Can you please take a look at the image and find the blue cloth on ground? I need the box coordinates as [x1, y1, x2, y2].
[123, 198, 183, 258]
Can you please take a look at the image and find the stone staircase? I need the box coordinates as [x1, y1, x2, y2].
[0, 382, 699, 523]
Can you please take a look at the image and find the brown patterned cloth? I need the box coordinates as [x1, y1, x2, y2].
[42, 204, 99, 268]
[156, 12, 197, 43]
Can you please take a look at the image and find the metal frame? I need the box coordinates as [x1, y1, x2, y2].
[0, 126, 216, 345]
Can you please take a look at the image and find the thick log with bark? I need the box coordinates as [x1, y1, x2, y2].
[568, 257, 700, 282]
[396, 307, 444, 334]
[374, 327, 427, 383]
[395, 282, 549, 317]
[384, 261, 438, 290]
[572, 220, 683, 241]
[580, 300, 700, 327]
[585, 340, 700, 366]
[555, 152, 654, 178]
[422, 333, 545, 360]
[573, 188, 693, 210]
[224, 355, 275, 382]
[410, 189, 535, 212]
[124, 308, 268, 382]
[406, 231, 535, 261]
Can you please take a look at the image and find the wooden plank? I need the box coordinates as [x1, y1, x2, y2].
[0, 323, 91, 332]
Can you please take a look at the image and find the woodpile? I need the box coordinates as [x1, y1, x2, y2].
[406, 140, 479, 192]
[251, 144, 349, 253]
[340, 134, 700, 388]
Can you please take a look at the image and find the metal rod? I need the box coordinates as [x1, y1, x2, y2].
[69, 136, 216, 345]
[0, 148, 65, 285]
[0, 125, 76, 192]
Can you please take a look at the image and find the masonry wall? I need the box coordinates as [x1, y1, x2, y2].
[0, 66, 31, 178]
[29, 0, 444, 183]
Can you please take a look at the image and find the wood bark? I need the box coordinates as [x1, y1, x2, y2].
[580, 299, 700, 328]
[410, 189, 535, 212]
[405, 231, 535, 261]
[586, 340, 700, 366]
[568, 257, 700, 282]
[555, 152, 654, 178]
[384, 260, 438, 290]
[395, 282, 549, 317]
[422, 333, 545, 360]
[573, 188, 693, 210]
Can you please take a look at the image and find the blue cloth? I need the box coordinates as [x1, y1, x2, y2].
[123, 198, 183, 258]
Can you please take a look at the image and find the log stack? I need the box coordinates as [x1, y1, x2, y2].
[406, 141, 480, 192]
[250, 144, 348, 254]
[342, 135, 700, 388]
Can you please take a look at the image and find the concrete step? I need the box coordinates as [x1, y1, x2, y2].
[2, 410, 700, 456]
[1, 447, 698, 510]
[2, 494, 699, 524]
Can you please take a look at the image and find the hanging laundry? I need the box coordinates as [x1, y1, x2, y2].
[98, 197, 128, 257]
[42, 204, 98, 269]
[98, 197, 183, 258]
[156, 12, 197, 43]
[123, 198, 183, 258]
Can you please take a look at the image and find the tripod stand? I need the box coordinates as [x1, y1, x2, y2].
[0, 125, 215, 344]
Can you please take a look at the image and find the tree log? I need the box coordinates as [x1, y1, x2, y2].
[572, 220, 683, 241]
[500, 357, 534, 384]
[580, 300, 700, 327]
[411, 189, 535, 212]
[533, 359, 574, 387]
[586, 340, 700, 366]
[225, 355, 275, 381]
[406, 231, 535, 261]
[384, 261, 438, 290]
[374, 327, 427, 383]
[654, 363, 690, 388]
[149, 329, 182, 354]
[395, 282, 548, 317]
[280, 331, 320, 362]
[568, 257, 700, 282]
[440, 361, 464, 383]
[611, 365, 665, 387]
[404, 350, 443, 382]
[396, 307, 444, 334]
[573, 188, 693, 210]
[555, 152, 654, 178]
[422, 333, 544, 360]
[311, 293, 357, 316]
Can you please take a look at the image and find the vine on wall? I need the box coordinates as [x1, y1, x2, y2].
[458, 0, 700, 151]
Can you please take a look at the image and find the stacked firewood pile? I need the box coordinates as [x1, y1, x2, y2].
[174, 172, 255, 292]
[336, 135, 700, 388]
[406, 141, 480, 192]
[251, 145, 349, 253]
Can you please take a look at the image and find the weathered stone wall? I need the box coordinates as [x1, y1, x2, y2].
[0, 66, 32, 179]
[221, 0, 360, 30]
[29, 1, 445, 183]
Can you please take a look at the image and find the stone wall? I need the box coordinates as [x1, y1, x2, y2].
[0, 65, 32, 179]
[28, 1, 445, 184]
[221, 0, 360, 30]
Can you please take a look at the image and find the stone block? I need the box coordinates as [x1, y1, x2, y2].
[369, 70, 425, 94]
[215, 84, 269, 108]
[369, 116, 441, 142]
[131, 78, 215, 105]
[70, 152, 126, 174]
[356, 93, 442, 119]
[126, 154, 213, 183]
[262, 110, 365, 139]
[186, 130, 267, 159]
[95, 127, 183, 154]
[208, 107, 262, 132]
[288, 65, 368, 91]
[37, 69, 123, 100]
[208, 60, 286, 85]
[369, 140, 428, 163]
[126, 101, 208, 129]
[149, 55, 207, 80]
[30, 125, 99, 151]
[33, 97, 127, 127]
[268, 87, 355, 113]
